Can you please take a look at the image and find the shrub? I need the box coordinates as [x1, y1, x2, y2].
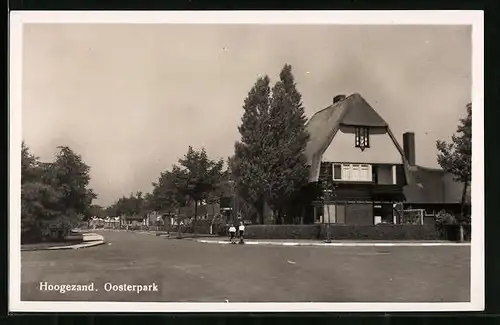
[434, 210, 471, 241]
[323, 224, 440, 240]
[244, 224, 440, 240]
[435, 210, 457, 227]
[244, 225, 322, 240]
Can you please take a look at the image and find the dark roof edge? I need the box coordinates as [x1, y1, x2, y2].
[305, 93, 357, 126]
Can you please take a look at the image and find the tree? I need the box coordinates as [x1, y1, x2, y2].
[88, 204, 106, 218]
[150, 167, 190, 237]
[40, 146, 97, 234]
[151, 169, 187, 214]
[173, 146, 224, 234]
[266, 64, 310, 223]
[232, 64, 310, 224]
[436, 102, 471, 239]
[21, 143, 97, 242]
[232, 75, 273, 223]
[21, 141, 40, 184]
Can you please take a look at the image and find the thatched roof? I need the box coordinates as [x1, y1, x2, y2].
[304, 93, 408, 182]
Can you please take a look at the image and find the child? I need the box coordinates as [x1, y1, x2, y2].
[238, 222, 245, 244]
[229, 224, 236, 244]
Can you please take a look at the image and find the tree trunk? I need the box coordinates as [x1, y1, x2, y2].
[254, 199, 264, 225]
[459, 181, 469, 242]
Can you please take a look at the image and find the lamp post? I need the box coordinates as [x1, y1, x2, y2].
[323, 179, 337, 244]
[228, 179, 236, 225]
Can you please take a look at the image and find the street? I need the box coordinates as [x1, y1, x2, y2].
[21, 231, 470, 302]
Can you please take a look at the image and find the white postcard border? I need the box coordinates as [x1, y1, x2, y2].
[9, 10, 484, 313]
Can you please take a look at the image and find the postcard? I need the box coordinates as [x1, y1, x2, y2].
[9, 10, 484, 313]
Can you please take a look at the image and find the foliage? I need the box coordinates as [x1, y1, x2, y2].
[436, 102, 471, 221]
[232, 64, 310, 224]
[43, 146, 97, 218]
[21, 143, 97, 243]
[266, 64, 310, 221]
[108, 191, 148, 217]
[231, 76, 272, 223]
[435, 210, 458, 227]
[172, 147, 224, 228]
[88, 204, 106, 218]
[150, 168, 188, 214]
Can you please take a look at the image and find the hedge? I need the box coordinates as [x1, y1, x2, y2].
[321, 224, 441, 240]
[244, 224, 441, 241]
[439, 224, 471, 242]
[244, 225, 321, 240]
[164, 220, 225, 235]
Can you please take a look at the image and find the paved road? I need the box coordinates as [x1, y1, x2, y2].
[21, 231, 470, 302]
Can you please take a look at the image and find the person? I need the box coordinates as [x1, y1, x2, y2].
[238, 221, 245, 244]
[228, 224, 236, 244]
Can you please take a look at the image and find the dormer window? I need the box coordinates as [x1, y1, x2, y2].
[355, 127, 370, 150]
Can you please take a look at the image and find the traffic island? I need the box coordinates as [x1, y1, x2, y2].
[21, 233, 106, 251]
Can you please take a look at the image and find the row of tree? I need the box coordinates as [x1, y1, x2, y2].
[105, 64, 311, 226]
[106, 146, 227, 231]
[21, 143, 96, 243]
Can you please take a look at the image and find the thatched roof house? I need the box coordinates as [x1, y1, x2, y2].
[304, 93, 470, 209]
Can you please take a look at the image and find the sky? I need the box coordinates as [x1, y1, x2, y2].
[22, 24, 472, 206]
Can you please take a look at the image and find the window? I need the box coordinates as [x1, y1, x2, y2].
[333, 164, 342, 180]
[351, 164, 360, 181]
[355, 127, 370, 150]
[361, 165, 370, 181]
[342, 164, 351, 180]
[333, 163, 372, 182]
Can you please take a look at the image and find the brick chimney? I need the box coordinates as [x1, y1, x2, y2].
[333, 94, 346, 104]
[403, 132, 416, 166]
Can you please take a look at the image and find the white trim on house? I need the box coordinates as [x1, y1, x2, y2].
[392, 165, 397, 184]
[333, 163, 372, 182]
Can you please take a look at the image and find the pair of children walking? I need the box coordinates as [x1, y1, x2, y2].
[229, 222, 245, 244]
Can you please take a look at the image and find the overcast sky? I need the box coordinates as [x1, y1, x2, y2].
[22, 24, 472, 206]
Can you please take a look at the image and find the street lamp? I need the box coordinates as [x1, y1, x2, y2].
[323, 179, 337, 243]
[228, 179, 236, 225]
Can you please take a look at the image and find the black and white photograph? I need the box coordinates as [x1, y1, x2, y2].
[9, 11, 484, 313]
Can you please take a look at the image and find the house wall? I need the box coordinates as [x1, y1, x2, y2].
[346, 203, 373, 225]
[377, 165, 393, 184]
[322, 126, 403, 165]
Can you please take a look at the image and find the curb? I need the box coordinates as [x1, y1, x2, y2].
[194, 239, 471, 247]
[21, 234, 106, 251]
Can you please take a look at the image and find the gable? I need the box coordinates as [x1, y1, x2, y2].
[322, 125, 403, 164]
[305, 93, 410, 182]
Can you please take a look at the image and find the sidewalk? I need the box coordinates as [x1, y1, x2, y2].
[21, 233, 106, 251]
[96, 228, 219, 239]
[192, 237, 470, 247]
